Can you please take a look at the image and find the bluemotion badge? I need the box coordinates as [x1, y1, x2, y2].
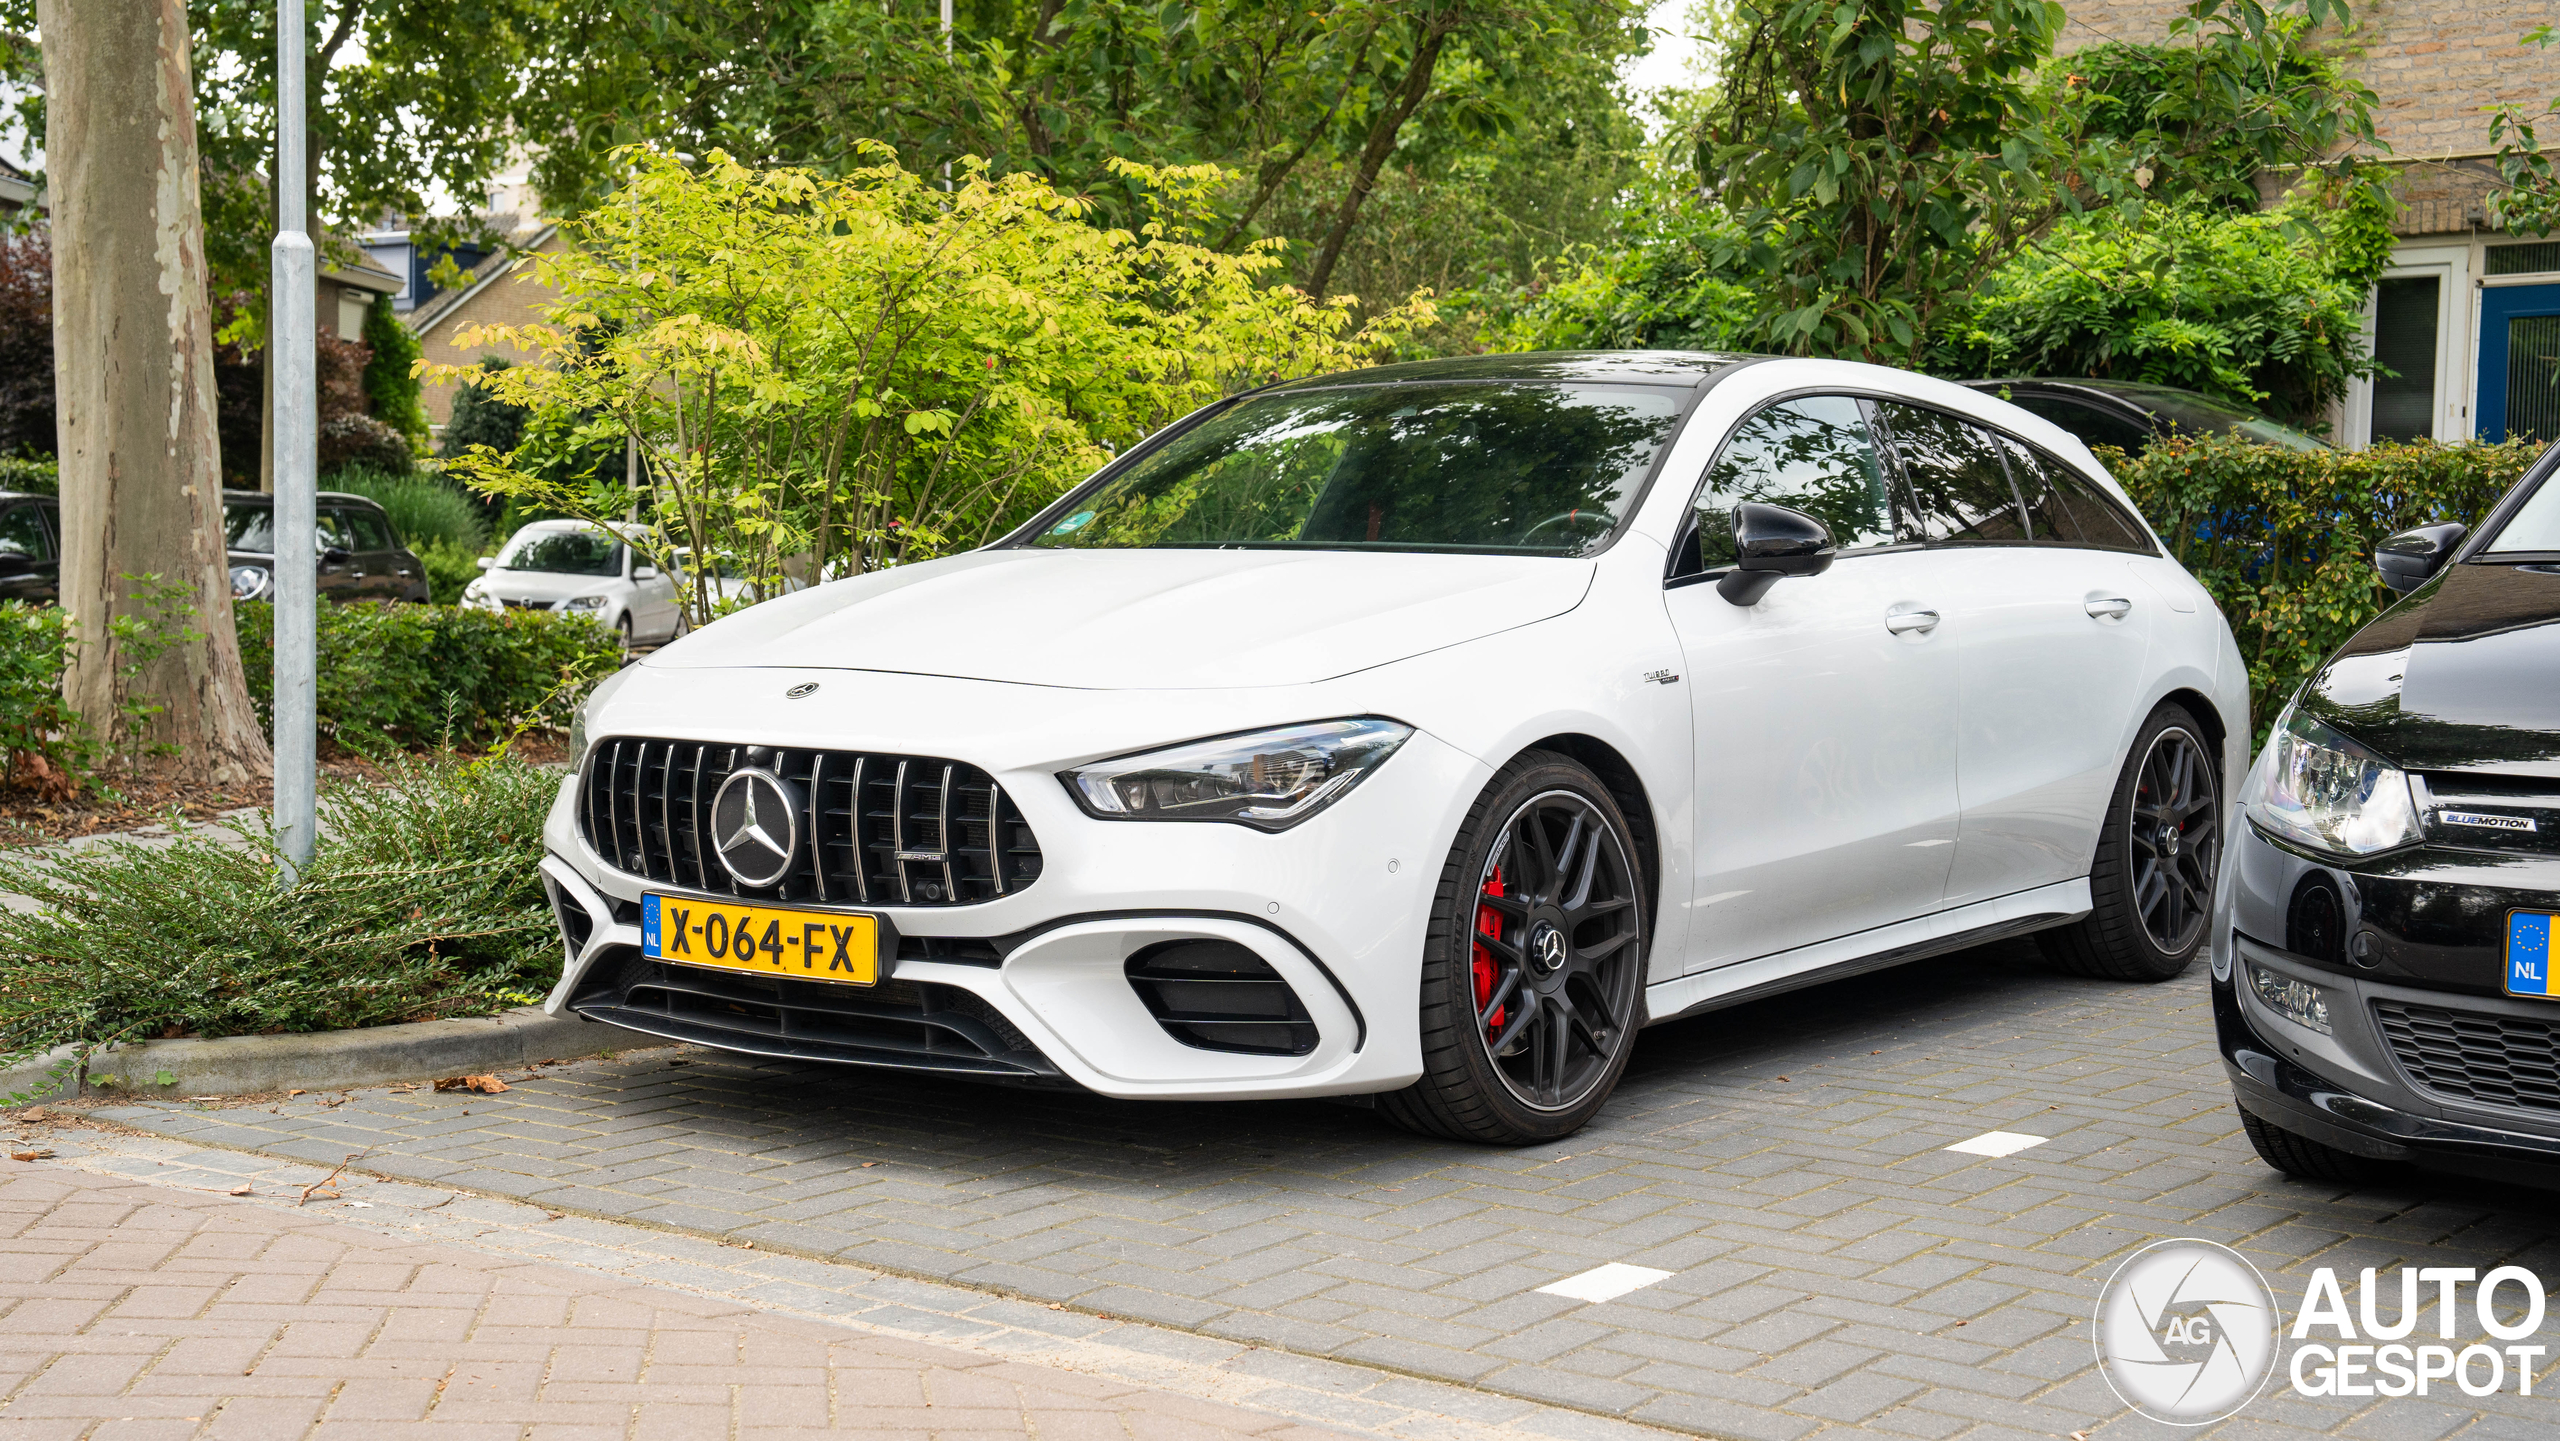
[2094, 1239, 2281, 1424]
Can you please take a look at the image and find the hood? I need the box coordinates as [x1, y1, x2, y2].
[2302, 561, 2560, 778]
[474, 569, 623, 602]
[648, 547, 1596, 689]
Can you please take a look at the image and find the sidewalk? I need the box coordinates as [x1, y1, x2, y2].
[0, 1165, 1365, 1440]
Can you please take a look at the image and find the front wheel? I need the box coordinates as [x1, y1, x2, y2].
[1379, 752, 1649, 1145]
[2039, 703, 2221, 982]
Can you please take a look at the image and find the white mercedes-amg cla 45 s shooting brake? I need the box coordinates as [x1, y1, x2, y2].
[540, 352, 2247, 1143]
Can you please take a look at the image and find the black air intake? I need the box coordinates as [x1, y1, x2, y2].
[1125, 940, 1318, 1057]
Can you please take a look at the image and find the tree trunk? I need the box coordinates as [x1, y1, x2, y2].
[1303, 17, 1451, 302]
[40, 0, 274, 788]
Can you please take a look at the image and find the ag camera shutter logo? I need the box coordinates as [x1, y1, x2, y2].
[2093, 1239, 2282, 1424]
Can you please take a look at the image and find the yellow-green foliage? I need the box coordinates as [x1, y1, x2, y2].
[431, 146, 1432, 619]
[2111, 434, 2545, 735]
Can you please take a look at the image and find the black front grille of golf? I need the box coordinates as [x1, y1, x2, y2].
[569, 948, 1060, 1079]
[2375, 999, 2560, 1114]
[2423, 777, 2560, 857]
[578, 738, 1043, 906]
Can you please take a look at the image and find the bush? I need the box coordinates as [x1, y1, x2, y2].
[361, 291, 430, 443]
[441, 359, 528, 460]
[2112, 434, 2546, 734]
[234, 600, 621, 754]
[1464, 200, 1758, 354]
[416, 538, 488, 605]
[319, 411, 415, 477]
[0, 455, 56, 495]
[0, 602, 85, 789]
[0, 753, 563, 1071]
[324, 465, 491, 553]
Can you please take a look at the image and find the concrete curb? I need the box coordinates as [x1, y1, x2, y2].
[0, 1007, 669, 1104]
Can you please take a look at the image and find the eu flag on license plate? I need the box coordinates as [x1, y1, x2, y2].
[641, 893, 661, 954]
[2510, 912, 2555, 997]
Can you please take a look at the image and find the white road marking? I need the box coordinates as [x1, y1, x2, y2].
[1944, 1130, 2049, 1158]
[1536, 1262, 1674, 1304]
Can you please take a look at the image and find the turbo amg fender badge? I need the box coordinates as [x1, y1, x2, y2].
[710, 768, 801, 887]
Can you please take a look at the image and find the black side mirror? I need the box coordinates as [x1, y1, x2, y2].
[1718, 502, 1836, 606]
[321, 546, 352, 565]
[2375, 522, 2466, 595]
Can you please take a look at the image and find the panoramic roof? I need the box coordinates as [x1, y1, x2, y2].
[1267, 351, 1752, 392]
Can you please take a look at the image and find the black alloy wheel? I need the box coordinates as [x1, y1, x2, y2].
[2039, 703, 2222, 982]
[1382, 753, 1649, 1144]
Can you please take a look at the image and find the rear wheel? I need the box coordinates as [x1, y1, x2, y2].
[2040, 704, 2221, 982]
[2238, 1106, 2385, 1184]
[1380, 753, 1648, 1145]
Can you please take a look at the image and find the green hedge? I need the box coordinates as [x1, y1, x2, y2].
[234, 601, 622, 754]
[0, 602, 83, 786]
[2112, 435, 2546, 737]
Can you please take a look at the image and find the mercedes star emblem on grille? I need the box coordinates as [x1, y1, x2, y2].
[710, 767, 801, 887]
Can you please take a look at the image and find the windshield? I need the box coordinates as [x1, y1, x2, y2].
[2137, 390, 2331, 451]
[498, 528, 625, 576]
[2483, 469, 2560, 554]
[1024, 383, 1689, 556]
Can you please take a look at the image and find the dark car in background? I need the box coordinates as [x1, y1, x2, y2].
[2215, 438, 2560, 1185]
[225, 490, 429, 604]
[1961, 378, 2331, 459]
[0, 490, 58, 604]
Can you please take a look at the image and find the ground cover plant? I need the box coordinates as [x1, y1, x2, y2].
[0, 752, 564, 1085]
[2111, 434, 2545, 733]
[233, 600, 619, 755]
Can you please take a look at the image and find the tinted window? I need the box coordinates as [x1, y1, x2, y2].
[498, 527, 626, 576]
[2484, 475, 2560, 554]
[316, 510, 356, 551]
[1878, 404, 2027, 544]
[1025, 383, 1685, 557]
[1691, 396, 1897, 569]
[225, 503, 275, 553]
[2007, 394, 2153, 457]
[1997, 438, 2152, 551]
[0, 503, 49, 560]
[344, 508, 396, 551]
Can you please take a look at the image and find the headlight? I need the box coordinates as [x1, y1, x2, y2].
[2244, 708, 2421, 857]
[1061, 718, 1412, 831]
[229, 565, 271, 601]
[559, 594, 609, 611]
[462, 579, 489, 601]
[569, 697, 591, 769]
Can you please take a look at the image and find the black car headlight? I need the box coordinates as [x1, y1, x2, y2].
[1061, 718, 1412, 831]
[2243, 708, 2420, 857]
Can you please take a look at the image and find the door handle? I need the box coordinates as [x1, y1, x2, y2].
[1885, 607, 1940, 635]
[2085, 595, 2134, 621]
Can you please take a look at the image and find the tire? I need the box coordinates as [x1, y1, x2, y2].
[2238, 1106, 2385, 1184]
[1379, 752, 1650, 1145]
[615, 614, 635, 659]
[2039, 702, 2221, 983]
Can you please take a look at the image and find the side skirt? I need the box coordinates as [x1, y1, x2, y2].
[1642, 878, 2093, 1026]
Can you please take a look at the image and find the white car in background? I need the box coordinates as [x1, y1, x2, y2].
[463, 520, 684, 649]
[541, 352, 2246, 1144]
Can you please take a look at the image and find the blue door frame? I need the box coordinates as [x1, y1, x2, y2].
[2477, 281, 2560, 442]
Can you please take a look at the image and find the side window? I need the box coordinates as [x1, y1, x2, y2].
[315, 509, 355, 552]
[1690, 396, 1897, 570]
[0, 504, 49, 560]
[345, 509, 396, 551]
[1878, 404, 2028, 544]
[2005, 439, 2154, 552]
[2008, 394, 2152, 458]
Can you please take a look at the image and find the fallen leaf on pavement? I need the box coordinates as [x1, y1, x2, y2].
[10, 1149, 52, 1161]
[227, 1185, 251, 1196]
[433, 1075, 509, 1093]
[288, 1089, 306, 1096]
[19, 1107, 46, 1122]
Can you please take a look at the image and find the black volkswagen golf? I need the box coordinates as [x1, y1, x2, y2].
[2220, 438, 2560, 1184]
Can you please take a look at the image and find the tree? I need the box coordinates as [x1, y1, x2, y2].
[1690, 0, 2379, 367]
[360, 291, 427, 444]
[2490, 26, 2560, 236]
[36, 0, 269, 786]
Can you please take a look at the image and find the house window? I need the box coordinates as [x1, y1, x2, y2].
[2486, 242, 2560, 278]
[337, 288, 370, 341]
[2369, 276, 2441, 445]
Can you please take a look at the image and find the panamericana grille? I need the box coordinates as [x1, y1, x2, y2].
[578, 737, 1042, 906]
[2423, 776, 2560, 858]
[2375, 999, 2560, 1115]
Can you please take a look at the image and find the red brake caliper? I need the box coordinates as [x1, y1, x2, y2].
[1473, 867, 1508, 1036]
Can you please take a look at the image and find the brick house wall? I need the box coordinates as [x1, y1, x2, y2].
[409, 226, 568, 431]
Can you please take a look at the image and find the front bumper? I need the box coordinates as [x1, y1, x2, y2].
[2213, 814, 2560, 1183]
[536, 693, 1490, 1101]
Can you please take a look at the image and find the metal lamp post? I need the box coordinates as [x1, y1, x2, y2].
[271, 0, 318, 880]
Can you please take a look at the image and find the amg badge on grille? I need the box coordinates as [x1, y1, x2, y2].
[2440, 810, 2536, 833]
[710, 767, 802, 886]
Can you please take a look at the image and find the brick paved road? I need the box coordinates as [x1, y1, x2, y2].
[86, 940, 2560, 1440]
[0, 1167, 1375, 1440]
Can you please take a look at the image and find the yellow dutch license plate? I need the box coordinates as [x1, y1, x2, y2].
[641, 893, 880, 986]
